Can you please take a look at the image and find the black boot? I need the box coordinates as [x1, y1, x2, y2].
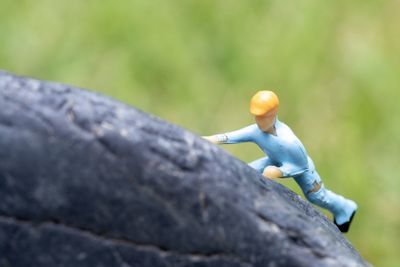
[334, 211, 356, 233]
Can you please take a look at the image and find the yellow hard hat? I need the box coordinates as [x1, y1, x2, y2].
[250, 90, 279, 116]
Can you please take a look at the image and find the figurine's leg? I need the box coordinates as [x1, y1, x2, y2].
[295, 171, 357, 232]
[248, 156, 273, 173]
[306, 185, 357, 232]
[305, 184, 357, 223]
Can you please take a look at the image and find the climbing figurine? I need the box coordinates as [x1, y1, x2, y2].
[203, 90, 357, 232]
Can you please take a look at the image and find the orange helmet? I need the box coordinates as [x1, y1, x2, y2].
[250, 90, 279, 116]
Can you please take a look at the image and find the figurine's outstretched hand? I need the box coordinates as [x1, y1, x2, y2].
[202, 135, 220, 144]
[263, 166, 283, 179]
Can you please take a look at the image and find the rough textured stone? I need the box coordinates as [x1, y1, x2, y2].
[0, 71, 370, 267]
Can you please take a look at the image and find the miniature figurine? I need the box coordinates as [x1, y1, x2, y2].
[203, 91, 357, 232]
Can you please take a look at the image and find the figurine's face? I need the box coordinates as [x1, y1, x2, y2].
[255, 108, 278, 132]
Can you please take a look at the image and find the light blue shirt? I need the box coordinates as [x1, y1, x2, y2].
[219, 119, 311, 178]
[217, 119, 358, 227]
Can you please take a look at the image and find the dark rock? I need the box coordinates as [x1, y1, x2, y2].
[0, 71, 370, 267]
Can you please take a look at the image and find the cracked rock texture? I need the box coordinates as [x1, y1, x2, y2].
[0, 71, 370, 267]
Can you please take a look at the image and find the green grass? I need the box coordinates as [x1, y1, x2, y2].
[1, 1, 400, 265]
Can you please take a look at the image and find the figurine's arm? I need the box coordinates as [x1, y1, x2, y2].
[263, 164, 308, 179]
[263, 147, 309, 179]
[203, 124, 256, 145]
[263, 166, 283, 178]
[278, 163, 308, 178]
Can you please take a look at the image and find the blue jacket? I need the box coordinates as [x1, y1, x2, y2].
[219, 119, 312, 178]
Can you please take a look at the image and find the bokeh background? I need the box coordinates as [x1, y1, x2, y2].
[1, 1, 399, 266]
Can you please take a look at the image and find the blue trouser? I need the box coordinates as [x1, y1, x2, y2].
[249, 156, 357, 225]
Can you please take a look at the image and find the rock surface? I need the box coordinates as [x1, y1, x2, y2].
[0, 71, 370, 267]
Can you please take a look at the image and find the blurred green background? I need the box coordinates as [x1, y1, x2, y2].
[1, 0, 399, 265]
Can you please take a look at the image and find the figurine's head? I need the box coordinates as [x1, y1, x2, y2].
[250, 91, 279, 133]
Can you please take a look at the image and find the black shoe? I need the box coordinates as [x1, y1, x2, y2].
[334, 211, 356, 233]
